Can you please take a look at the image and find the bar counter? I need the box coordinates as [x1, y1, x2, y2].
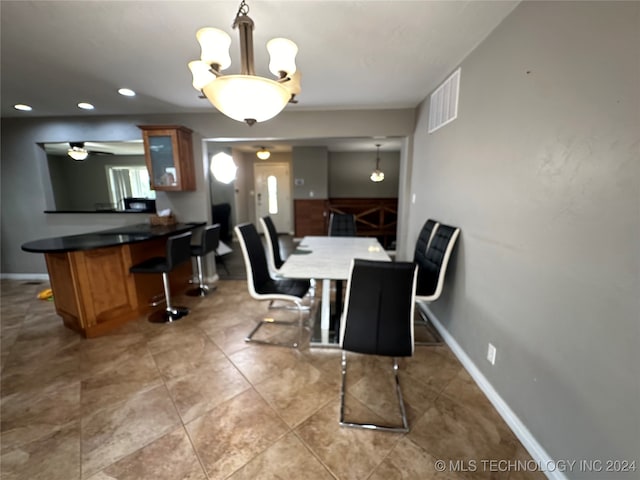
[22, 222, 205, 337]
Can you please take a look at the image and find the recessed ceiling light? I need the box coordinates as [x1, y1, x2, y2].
[118, 88, 136, 97]
[77, 102, 94, 110]
[14, 104, 33, 111]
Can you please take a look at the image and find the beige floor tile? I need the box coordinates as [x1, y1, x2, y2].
[408, 394, 518, 468]
[228, 343, 301, 384]
[202, 321, 254, 356]
[0, 279, 544, 480]
[368, 436, 467, 480]
[1, 420, 80, 480]
[81, 349, 163, 413]
[80, 333, 148, 372]
[296, 399, 402, 480]
[147, 327, 228, 381]
[85, 427, 206, 480]
[165, 360, 251, 423]
[403, 345, 463, 393]
[254, 359, 337, 427]
[81, 384, 181, 478]
[1, 382, 81, 454]
[1, 341, 80, 397]
[186, 388, 289, 479]
[227, 431, 334, 480]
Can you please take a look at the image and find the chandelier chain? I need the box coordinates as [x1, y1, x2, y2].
[234, 0, 250, 25]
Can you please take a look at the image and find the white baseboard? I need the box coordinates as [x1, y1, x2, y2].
[1, 273, 50, 281]
[421, 304, 565, 480]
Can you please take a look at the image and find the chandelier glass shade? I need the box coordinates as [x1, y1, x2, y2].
[370, 144, 385, 182]
[256, 147, 271, 160]
[189, 1, 300, 126]
[202, 75, 291, 124]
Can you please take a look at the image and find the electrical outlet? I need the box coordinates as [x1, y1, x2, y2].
[412, 193, 416, 204]
[487, 343, 497, 365]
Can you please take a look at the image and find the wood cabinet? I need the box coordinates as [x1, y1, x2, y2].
[139, 125, 196, 191]
[43, 238, 192, 338]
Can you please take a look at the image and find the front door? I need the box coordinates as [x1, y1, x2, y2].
[254, 163, 292, 234]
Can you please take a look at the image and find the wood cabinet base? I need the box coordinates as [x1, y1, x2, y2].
[45, 239, 191, 338]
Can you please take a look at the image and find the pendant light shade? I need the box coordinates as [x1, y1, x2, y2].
[256, 147, 271, 160]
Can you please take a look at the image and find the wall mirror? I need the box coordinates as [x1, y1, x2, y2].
[41, 140, 157, 213]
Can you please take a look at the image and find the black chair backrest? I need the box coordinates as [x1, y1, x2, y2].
[329, 213, 357, 237]
[416, 224, 460, 297]
[166, 231, 193, 270]
[235, 223, 272, 293]
[212, 203, 231, 241]
[261, 216, 284, 269]
[199, 224, 221, 256]
[340, 259, 417, 357]
[413, 219, 439, 265]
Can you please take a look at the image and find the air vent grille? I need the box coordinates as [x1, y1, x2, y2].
[428, 68, 460, 133]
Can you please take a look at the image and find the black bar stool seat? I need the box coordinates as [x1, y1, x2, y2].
[187, 224, 221, 297]
[130, 231, 192, 323]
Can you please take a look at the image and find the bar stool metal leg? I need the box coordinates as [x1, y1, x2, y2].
[187, 255, 215, 296]
[149, 272, 189, 323]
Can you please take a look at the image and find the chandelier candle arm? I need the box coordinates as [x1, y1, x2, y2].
[188, 0, 300, 126]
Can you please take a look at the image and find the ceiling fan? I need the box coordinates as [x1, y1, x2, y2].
[67, 141, 113, 160]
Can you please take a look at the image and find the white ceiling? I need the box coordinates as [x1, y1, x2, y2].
[2, 0, 518, 151]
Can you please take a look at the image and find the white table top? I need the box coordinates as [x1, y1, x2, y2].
[279, 236, 390, 280]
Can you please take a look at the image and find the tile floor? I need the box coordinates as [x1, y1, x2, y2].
[0, 277, 545, 480]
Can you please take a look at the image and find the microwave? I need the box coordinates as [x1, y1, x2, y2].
[123, 198, 156, 213]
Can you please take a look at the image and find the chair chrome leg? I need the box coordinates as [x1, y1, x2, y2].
[339, 353, 409, 433]
[187, 255, 216, 297]
[245, 300, 305, 348]
[414, 308, 444, 346]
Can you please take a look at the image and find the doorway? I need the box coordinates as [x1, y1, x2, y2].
[254, 162, 292, 234]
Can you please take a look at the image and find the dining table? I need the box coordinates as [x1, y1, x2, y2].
[277, 235, 390, 346]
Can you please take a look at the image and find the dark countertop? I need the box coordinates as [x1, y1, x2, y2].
[22, 222, 206, 253]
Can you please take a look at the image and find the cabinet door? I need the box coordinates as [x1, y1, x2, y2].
[147, 132, 179, 189]
[139, 126, 195, 191]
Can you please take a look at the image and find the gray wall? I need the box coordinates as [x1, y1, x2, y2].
[1, 109, 415, 274]
[292, 146, 329, 200]
[329, 151, 399, 198]
[404, 1, 639, 475]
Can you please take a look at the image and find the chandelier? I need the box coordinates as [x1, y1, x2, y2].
[188, 0, 300, 126]
[370, 144, 385, 182]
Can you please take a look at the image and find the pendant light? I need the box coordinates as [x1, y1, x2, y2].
[370, 144, 385, 182]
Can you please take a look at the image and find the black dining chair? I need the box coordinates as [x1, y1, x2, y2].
[414, 223, 460, 344]
[260, 215, 315, 309]
[339, 258, 418, 433]
[129, 231, 193, 323]
[234, 223, 312, 348]
[259, 216, 285, 275]
[328, 212, 357, 323]
[328, 213, 357, 237]
[187, 224, 220, 296]
[412, 219, 441, 344]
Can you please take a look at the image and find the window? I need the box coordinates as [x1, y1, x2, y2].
[267, 175, 278, 214]
[106, 166, 155, 209]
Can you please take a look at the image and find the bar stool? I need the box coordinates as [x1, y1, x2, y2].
[130, 231, 193, 323]
[187, 224, 220, 297]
